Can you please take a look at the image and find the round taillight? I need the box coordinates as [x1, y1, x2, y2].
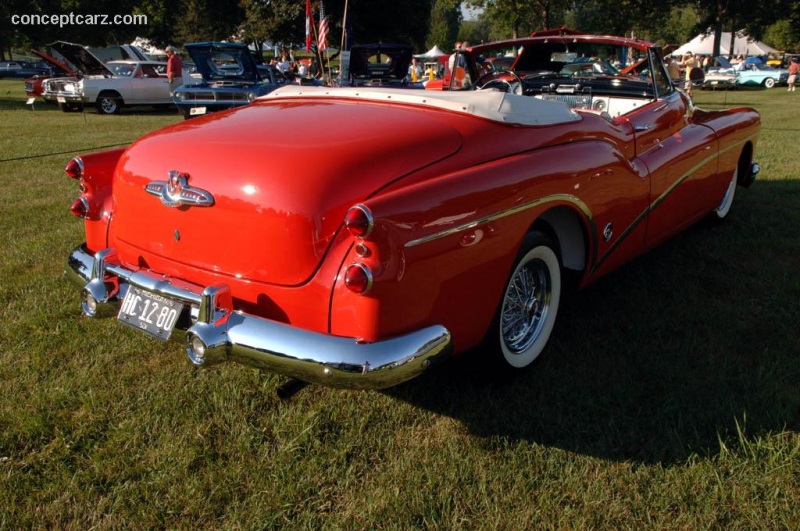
[344, 263, 373, 294]
[70, 197, 89, 218]
[344, 204, 374, 238]
[65, 157, 84, 179]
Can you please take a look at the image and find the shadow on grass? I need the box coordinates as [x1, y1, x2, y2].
[386, 180, 800, 466]
[0, 92, 179, 116]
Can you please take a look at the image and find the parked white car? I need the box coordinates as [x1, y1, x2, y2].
[42, 42, 173, 114]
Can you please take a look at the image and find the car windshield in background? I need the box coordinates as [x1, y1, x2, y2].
[110, 63, 136, 77]
[511, 42, 642, 75]
[349, 44, 413, 81]
[208, 51, 246, 77]
[184, 43, 259, 82]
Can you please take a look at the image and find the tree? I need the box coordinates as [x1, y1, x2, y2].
[458, 17, 493, 45]
[174, 0, 244, 44]
[764, 19, 800, 52]
[343, 0, 433, 50]
[427, 0, 462, 50]
[467, 0, 536, 39]
[239, 0, 433, 54]
[562, 0, 679, 40]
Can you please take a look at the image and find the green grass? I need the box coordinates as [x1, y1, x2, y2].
[0, 78, 798, 528]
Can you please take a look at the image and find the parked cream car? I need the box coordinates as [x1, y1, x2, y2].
[43, 42, 173, 114]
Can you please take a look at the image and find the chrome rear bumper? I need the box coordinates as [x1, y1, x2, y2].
[66, 244, 452, 389]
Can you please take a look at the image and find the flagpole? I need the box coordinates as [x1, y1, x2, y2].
[340, 0, 349, 55]
[310, 6, 326, 83]
[338, 0, 349, 85]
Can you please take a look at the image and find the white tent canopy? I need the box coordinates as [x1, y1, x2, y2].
[415, 45, 447, 59]
[672, 32, 777, 57]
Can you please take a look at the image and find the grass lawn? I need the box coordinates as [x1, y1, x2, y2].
[0, 78, 798, 528]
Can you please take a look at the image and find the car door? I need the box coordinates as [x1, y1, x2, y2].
[125, 64, 166, 104]
[142, 64, 170, 103]
[625, 49, 719, 248]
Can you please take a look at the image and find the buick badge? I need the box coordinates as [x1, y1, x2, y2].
[145, 171, 215, 208]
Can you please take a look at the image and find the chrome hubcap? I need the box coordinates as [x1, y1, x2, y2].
[101, 98, 116, 112]
[502, 259, 550, 354]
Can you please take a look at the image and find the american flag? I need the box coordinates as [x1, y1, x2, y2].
[305, 0, 312, 51]
[318, 1, 329, 51]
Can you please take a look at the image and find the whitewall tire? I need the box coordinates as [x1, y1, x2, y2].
[496, 232, 562, 369]
[714, 167, 738, 220]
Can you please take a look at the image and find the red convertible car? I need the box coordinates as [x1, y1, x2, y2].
[65, 34, 761, 390]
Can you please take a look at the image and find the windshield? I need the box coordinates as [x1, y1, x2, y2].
[184, 44, 259, 82]
[110, 63, 136, 77]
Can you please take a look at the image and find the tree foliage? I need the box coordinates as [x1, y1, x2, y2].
[466, 0, 538, 39]
[4, 0, 800, 61]
[764, 19, 800, 52]
[239, 0, 304, 51]
[427, 0, 462, 51]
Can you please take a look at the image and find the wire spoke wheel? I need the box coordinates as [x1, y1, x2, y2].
[501, 260, 550, 353]
[494, 232, 562, 369]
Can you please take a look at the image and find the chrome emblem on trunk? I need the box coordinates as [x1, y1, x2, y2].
[145, 171, 215, 208]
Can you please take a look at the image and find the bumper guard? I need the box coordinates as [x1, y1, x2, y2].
[66, 245, 452, 389]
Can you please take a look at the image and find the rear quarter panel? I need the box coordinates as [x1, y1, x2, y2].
[329, 139, 649, 351]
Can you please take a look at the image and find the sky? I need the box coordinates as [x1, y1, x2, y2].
[461, 4, 482, 21]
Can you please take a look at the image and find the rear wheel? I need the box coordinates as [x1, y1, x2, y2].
[763, 77, 776, 88]
[490, 231, 562, 370]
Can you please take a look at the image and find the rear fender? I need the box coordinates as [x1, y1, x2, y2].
[68, 147, 126, 250]
[329, 143, 626, 350]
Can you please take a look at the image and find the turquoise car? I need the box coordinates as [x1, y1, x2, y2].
[736, 61, 789, 88]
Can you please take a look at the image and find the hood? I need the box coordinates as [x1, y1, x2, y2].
[111, 97, 463, 286]
[31, 49, 75, 76]
[50, 41, 113, 77]
[349, 43, 413, 83]
[184, 42, 260, 83]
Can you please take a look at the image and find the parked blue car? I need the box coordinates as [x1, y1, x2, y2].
[173, 42, 288, 118]
[735, 60, 789, 88]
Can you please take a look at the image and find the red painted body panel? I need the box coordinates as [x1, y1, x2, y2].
[26, 49, 76, 98]
[68, 37, 761, 362]
[110, 101, 462, 287]
[24, 76, 45, 97]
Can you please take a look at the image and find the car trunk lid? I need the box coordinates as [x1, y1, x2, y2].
[111, 98, 463, 286]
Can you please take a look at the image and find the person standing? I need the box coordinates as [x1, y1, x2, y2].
[276, 53, 291, 74]
[666, 56, 681, 83]
[165, 46, 183, 91]
[409, 57, 422, 82]
[448, 41, 463, 72]
[681, 51, 698, 97]
[788, 58, 800, 92]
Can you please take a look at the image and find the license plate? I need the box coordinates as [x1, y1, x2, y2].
[117, 286, 184, 341]
[57, 96, 66, 103]
[189, 106, 207, 115]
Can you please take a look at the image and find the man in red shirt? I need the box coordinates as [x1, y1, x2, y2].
[166, 46, 183, 89]
[788, 58, 799, 92]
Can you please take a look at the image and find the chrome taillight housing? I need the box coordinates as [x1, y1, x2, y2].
[70, 197, 89, 218]
[344, 204, 374, 238]
[344, 263, 373, 294]
[65, 157, 84, 179]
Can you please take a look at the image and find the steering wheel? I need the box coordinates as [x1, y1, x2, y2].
[476, 69, 524, 94]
